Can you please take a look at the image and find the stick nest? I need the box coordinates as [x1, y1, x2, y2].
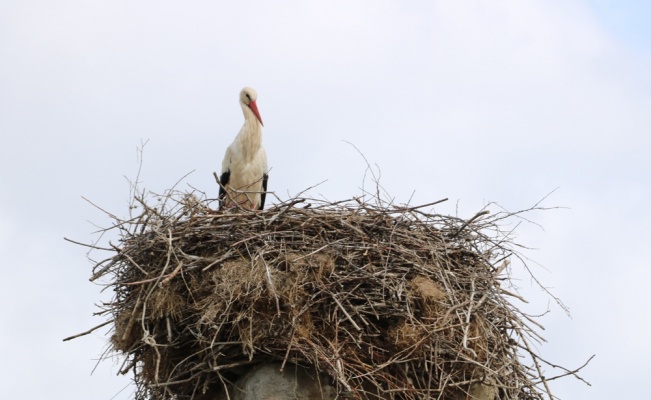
[90, 192, 559, 400]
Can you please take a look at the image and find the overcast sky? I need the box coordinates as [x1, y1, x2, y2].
[1, 1, 650, 399]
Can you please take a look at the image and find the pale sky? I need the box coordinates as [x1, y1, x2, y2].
[1, 1, 650, 399]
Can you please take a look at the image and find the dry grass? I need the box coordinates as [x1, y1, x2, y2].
[73, 188, 587, 400]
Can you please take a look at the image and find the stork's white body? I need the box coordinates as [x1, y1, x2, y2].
[219, 87, 268, 210]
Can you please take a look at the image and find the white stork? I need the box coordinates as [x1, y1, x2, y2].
[218, 87, 268, 210]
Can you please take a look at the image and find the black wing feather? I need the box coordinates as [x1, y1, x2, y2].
[259, 173, 269, 210]
[218, 170, 230, 209]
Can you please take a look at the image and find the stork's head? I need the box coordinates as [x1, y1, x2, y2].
[240, 87, 263, 126]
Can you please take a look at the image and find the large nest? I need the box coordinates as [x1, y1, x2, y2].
[82, 191, 573, 400]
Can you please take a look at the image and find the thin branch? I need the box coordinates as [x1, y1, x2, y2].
[63, 320, 113, 341]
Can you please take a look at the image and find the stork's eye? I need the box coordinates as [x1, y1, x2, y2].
[246, 93, 251, 100]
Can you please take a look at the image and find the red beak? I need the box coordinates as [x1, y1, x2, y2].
[248, 100, 264, 126]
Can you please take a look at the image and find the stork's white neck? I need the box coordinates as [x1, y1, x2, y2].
[236, 103, 263, 161]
